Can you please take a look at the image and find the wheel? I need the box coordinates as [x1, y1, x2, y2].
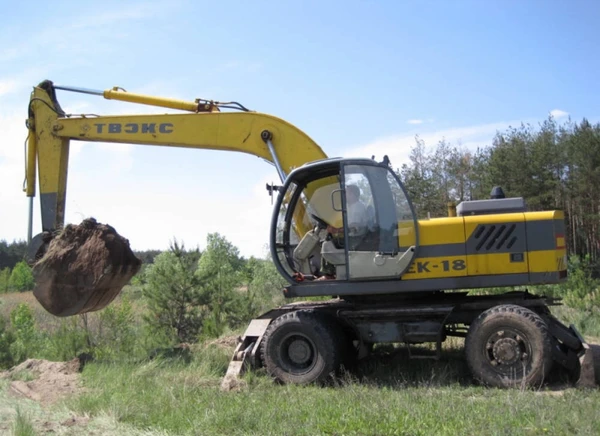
[260, 310, 344, 385]
[465, 304, 553, 388]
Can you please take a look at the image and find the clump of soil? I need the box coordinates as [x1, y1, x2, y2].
[33, 218, 141, 317]
[207, 335, 239, 349]
[1, 359, 83, 406]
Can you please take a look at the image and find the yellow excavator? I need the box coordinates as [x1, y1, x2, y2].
[24, 80, 597, 389]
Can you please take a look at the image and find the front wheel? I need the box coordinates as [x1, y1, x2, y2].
[260, 310, 344, 385]
[465, 304, 553, 388]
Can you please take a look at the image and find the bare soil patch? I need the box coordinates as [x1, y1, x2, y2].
[1, 358, 83, 406]
[206, 335, 239, 349]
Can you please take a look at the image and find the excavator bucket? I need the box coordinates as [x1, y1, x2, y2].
[32, 218, 141, 317]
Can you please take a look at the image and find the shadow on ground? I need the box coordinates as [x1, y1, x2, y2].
[341, 343, 582, 390]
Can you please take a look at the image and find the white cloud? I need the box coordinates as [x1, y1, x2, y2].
[407, 119, 424, 125]
[550, 109, 569, 119]
[0, 2, 172, 63]
[344, 120, 519, 168]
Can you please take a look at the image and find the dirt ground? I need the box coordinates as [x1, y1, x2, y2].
[0, 357, 161, 435]
[0, 358, 91, 434]
[1, 358, 83, 406]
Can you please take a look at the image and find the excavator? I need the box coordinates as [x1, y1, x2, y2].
[23, 80, 597, 390]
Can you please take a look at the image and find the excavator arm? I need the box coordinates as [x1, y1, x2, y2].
[25, 81, 326, 238]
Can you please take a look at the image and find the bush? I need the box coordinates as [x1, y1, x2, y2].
[544, 255, 600, 310]
[0, 316, 16, 368]
[0, 267, 10, 293]
[42, 316, 90, 361]
[9, 304, 39, 363]
[94, 297, 138, 360]
[143, 242, 206, 344]
[8, 262, 34, 292]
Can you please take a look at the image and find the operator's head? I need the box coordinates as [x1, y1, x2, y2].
[347, 184, 361, 203]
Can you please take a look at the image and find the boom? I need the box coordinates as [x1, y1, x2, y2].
[25, 80, 327, 236]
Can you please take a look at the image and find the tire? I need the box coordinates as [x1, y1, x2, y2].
[260, 310, 344, 385]
[465, 304, 553, 388]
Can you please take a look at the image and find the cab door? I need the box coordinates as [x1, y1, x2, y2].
[342, 163, 419, 280]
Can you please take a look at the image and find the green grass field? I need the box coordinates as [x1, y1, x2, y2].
[71, 346, 600, 435]
[3, 290, 600, 435]
[2, 340, 600, 435]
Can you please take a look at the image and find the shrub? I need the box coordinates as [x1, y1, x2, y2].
[42, 316, 90, 361]
[0, 267, 10, 293]
[94, 297, 138, 360]
[9, 304, 39, 363]
[143, 242, 206, 344]
[0, 316, 16, 368]
[8, 262, 34, 292]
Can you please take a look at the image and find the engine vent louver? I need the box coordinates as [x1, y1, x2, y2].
[472, 224, 517, 252]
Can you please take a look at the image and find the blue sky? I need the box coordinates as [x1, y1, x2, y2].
[1, 0, 599, 257]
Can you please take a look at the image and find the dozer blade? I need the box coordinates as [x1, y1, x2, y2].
[220, 318, 272, 391]
[574, 328, 600, 388]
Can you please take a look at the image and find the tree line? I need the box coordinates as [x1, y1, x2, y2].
[398, 116, 600, 270]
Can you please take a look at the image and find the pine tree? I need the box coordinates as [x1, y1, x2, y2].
[143, 241, 205, 343]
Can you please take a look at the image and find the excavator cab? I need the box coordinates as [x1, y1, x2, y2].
[271, 157, 419, 283]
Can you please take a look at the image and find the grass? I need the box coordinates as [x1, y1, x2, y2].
[8, 369, 36, 382]
[11, 408, 36, 436]
[3, 289, 600, 434]
[63, 342, 600, 436]
[551, 305, 600, 340]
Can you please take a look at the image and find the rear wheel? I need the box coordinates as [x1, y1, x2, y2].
[465, 304, 553, 388]
[260, 310, 344, 385]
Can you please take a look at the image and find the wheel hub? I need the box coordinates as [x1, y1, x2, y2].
[288, 339, 312, 365]
[492, 337, 521, 365]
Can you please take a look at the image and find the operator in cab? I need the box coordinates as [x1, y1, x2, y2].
[319, 184, 370, 279]
[328, 184, 369, 241]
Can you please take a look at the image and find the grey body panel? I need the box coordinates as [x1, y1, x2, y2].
[40, 192, 59, 231]
[465, 222, 527, 254]
[526, 219, 562, 252]
[457, 197, 526, 216]
[284, 271, 564, 298]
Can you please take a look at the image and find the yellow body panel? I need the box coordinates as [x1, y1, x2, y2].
[398, 217, 464, 248]
[403, 255, 468, 279]
[401, 211, 565, 281]
[466, 252, 528, 275]
[419, 217, 466, 245]
[528, 249, 568, 273]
